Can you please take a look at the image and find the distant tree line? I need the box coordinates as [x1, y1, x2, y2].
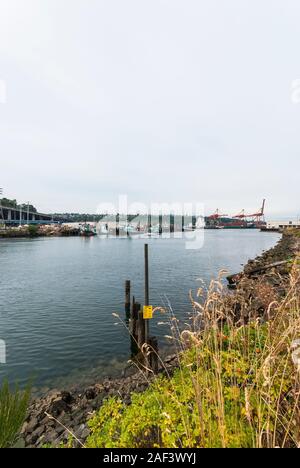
[52, 213, 106, 222]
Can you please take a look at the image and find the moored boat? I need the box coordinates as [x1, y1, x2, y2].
[79, 223, 97, 237]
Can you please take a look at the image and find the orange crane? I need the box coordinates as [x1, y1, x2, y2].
[208, 209, 228, 220]
[233, 209, 247, 219]
[247, 199, 266, 222]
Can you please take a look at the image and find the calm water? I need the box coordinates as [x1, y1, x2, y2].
[0, 230, 280, 392]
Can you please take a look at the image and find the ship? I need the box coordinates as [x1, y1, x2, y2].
[79, 223, 97, 237]
[205, 200, 267, 229]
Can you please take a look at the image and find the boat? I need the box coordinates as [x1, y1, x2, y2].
[122, 224, 140, 235]
[149, 224, 161, 234]
[79, 223, 97, 237]
[204, 225, 224, 230]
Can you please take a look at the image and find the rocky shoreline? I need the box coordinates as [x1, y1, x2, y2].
[20, 231, 299, 448]
[0, 225, 80, 238]
[244, 230, 298, 274]
[21, 354, 179, 448]
[225, 231, 299, 324]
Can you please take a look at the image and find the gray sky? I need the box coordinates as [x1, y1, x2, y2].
[0, 0, 299, 218]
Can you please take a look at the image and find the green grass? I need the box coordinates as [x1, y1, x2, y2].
[0, 380, 31, 448]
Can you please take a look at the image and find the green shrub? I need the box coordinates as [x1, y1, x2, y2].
[0, 380, 31, 448]
[27, 225, 39, 237]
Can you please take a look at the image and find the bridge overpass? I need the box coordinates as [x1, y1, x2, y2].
[0, 205, 66, 225]
[0, 206, 141, 226]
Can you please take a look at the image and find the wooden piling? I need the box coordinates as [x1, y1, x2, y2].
[116, 213, 120, 236]
[137, 309, 146, 350]
[159, 214, 163, 235]
[170, 214, 174, 233]
[149, 337, 159, 373]
[130, 301, 140, 356]
[130, 301, 138, 337]
[147, 214, 152, 234]
[125, 280, 131, 318]
[126, 214, 130, 236]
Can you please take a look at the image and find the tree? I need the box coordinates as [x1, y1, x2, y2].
[0, 198, 18, 208]
[0, 199, 38, 213]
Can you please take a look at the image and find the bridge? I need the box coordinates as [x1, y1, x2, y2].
[0, 205, 66, 225]
[0, 206, 141, 226]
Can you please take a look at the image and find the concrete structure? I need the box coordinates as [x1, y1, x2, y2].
[266, 220, 300, 230]
[0, 205, 64, 225]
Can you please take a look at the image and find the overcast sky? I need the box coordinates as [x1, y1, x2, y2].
[0, 0, 299, 218]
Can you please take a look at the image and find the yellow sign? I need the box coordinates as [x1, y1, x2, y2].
[143, 305, 153, 319]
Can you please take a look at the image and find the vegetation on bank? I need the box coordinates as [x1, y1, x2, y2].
[288, 228, 300, 239]
[0, 381, 31, 448]
[87, 259, 300, 449]
[27, 225, 39, 237]
[0, 225, 40, 238]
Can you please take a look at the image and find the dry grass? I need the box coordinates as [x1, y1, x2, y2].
[182, 261, 300, 448]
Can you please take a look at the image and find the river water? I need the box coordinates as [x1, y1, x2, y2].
[0, 230, 280, 392]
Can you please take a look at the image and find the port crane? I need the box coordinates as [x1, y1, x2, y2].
[208, 209, 228, 220]
[246, 199, 266, 223]
[233, 209, 247, 219]
[207, 200, 267, 229]
[233, 200, 266, 221]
